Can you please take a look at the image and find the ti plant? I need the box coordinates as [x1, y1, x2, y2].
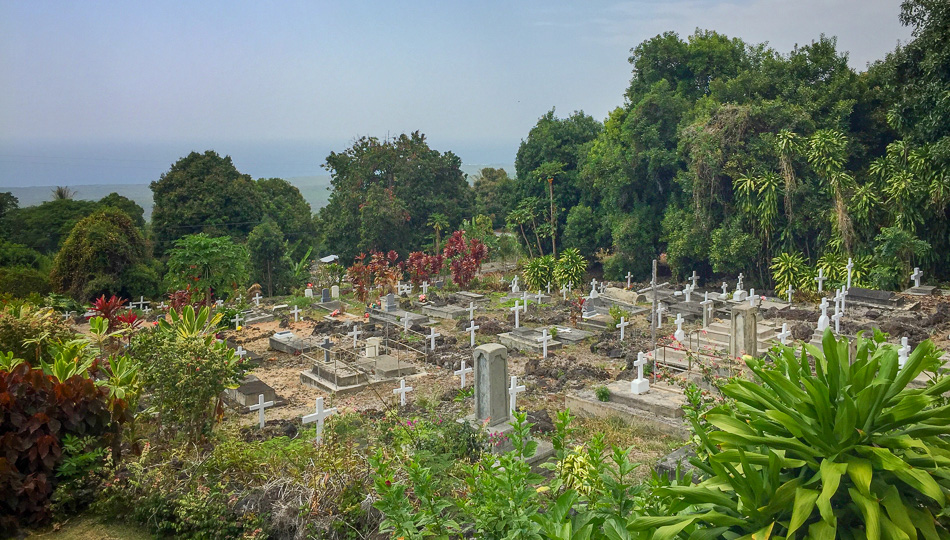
[631, 328, 950, 539]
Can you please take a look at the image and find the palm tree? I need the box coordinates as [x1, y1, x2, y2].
[506, 208, 534, 258]
[426, 213, 449, 253]
[51, 186, 76, 200]
[806, 129, 855, 253]
[534, 161, 565, 257]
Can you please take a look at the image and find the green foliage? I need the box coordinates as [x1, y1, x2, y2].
[164, 233, 248, 305]
[638, 330, 950, 537]
[0, 198, 100, 254]
[562, 205, 607, 260]
[595, 386, 611, 402]
[870, 226, 931, 290]
[522, 254, 557, 291]
[247, 219, 293, 296]
[554, 248, 587, 290]
[770, 252, 810, 297]
[0, 303, 73, 366]
[0, 266, 51, 297]
[709, 218, 758, 276]
[608, 305, 632, 330]
[0, 240, 49, 270]
[473, 167, 515, 228]
[49, 208, 150, 301]
[256, 177, 317, 259]
[97, 192, 146, 227]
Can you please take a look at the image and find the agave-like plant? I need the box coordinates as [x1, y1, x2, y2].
[523, 255, 557, 291]
[159, 305, 222, 341]
[555, 248, 587, 290]
[631, 329, 950, 539]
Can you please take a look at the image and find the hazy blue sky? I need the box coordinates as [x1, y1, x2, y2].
[0, 0, 912, 186]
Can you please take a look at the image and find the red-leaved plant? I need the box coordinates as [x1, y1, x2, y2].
[347, 253, 373, 303]
[400, 251, 444, 287]
[91, 295, 128, 332]
[443, 230, 488, 289]
[115, 310, 142, 332]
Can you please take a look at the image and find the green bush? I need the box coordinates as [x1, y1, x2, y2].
[595, 386, 611, 402]
[522, 254, 557, 291]
[554, 248, 587, 289]
[0, 266, 51, 297]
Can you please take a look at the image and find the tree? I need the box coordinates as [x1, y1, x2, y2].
[426, 213, 449, 253]
[98, 192, 145, 227]
[51, 186, 76, 200]
[49, 209, 153, 301]
[2, 199, 100, 254]
[247, 220, 292, 297]
[151, 151, 264, 257]
[0, 192, 17, 221]
[532, 161, 565, 256]
[164, 234, 248, 305]
[257, 178, 316, 259]
[472, 168, 514, 228]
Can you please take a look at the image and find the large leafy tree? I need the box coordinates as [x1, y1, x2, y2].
[98, 192, 146, 228]
[150, 151, 264, 257]
[164, 233, 248, 305]
[317, 132, 473, 262]
[1, 199, 100, 254]
[472, 168, 514, 228]
[257, 177, 316, 259]
[247, 220, 292, 297]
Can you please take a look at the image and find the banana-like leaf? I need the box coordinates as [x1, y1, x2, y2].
[816, 460, 848, 523]
[848, 487, 881, 540]
[786, 487, 819, 535]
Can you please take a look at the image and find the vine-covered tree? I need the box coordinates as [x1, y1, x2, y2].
[164, 233, 248, 305]
[247, 220, 293, 297]
[257, 177, 316, 259]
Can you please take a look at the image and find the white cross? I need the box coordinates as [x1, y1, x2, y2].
[546, 282, 552, 294]
[683, 284, 694, 303]
[815, 268, 826, 293]
[131, 296, 148, 310]
[248, 394, 275, 429]
[690, 270, 700, 289]
[817, 298, 830, 332]
[836, 286, 848, 312]
[536, 328, 552, 358]
[215, 299, 224, 308]
[589, 278, 598, 295]
[253, 293, 262, 306]
[721, 282, 729, 296]
[536, 290, 544, 304]
[235, 346, 248, 360]
[510, 276, 520, 293]
[466, 319, 479, 347]
[393, 378, 413, 406]
[631, 352, 649, 394]
[142, 305, 152, 315]
[787, 285, 795, 303]
[403, 316, 411, 331]
[560, 284, 569, 300]
[522, 291, 529, 308]
[674, 313, 685, 342]
[911, 267, 923, 288]
[508, 375, 526, 414]
[749, 288, 757, 307]
[510, 301, 521, 328]
[626, 271, 633, 289]
[231, 312, 244, 330]
[567, 282, 573, 293]
[777, 323, 792, 345]
[832, 308, 843, 334]
[62, 311, 74, 321]
[846, 258, 854, 289]
[655, 303, 667, 328]
[700, 292, 714, 326]
[290, 305, 302, 322]
[599, 281, 606, 293]
[736, 273, 744, 290]
[617, 316, 630, 340]
[158, 302, 168, 310]
[302, 397, 337, 444]
[898, 337, 911, 368]
[454, 360, 473, 388]
[427, 327, 440, 351]
[347, 325, 362, 348]
[467, 302, 477, 320]
[422, 281, 430, 295]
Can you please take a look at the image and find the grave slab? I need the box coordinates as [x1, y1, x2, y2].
[243, 309, 275, 325]
[269, 331, 315, 354]
[311, 300, 342, 312]
[565, 386, 687, 438]
[604, 380, 686, 419]
[497, 328, 563, 354]
[847, 287, 899, 308]
[905, 285, 940, 296]
[222, 375, 287, 412]
[367, 307, 429, 327]
[456, 291, 487, 303]
[550, 326, 595, 344]
[422, 304, 469, 320]
[356, 354, 418, 379]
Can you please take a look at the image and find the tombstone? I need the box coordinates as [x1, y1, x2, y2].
[560, 284, 569, 300]
[302, 397, 337, 444]
[270, 331, 315, 354]
[655, 303, 667, 328]
[588, 278, 599, 299]
[331, 285, 340, 299]
[777, 323, 791, 345]
[466, 320, 480, 348]
[290, 305, 302, 322]
[422, 281, 430, 295]
[427, 327, 441, 352]
[730, 303, 758, 358]
[898, 337, 910, 369]
[508, 375, 526, 414]
[347, 325, 362, 348]
[719, 282, 730, 300]
[631, 352, 650, 394]
[455, 360, 473, 388]
[911, 267, 923, 288]
[474, 344, 509, 427]
[736, 273, 744, 290]
[817, 298, 830, 333]
[748, 289, 758, 307]
[536, 329, 552, 358]
[305, 288, 314, 298]
[510, 301, 521, 329]
[700, 292, 714, 328]
[382, 293, 397, 312]
[320, 337, 333, 363]
[364, 337, 382, 357]
[393, 378, 413, 406]
[683, 284, 694, 303]
[733, 286, 748, 302]
[510, 276, 520, 293]
[673, 313, 685, 343]
[249, 393, 275, 429]
[617, 317, 630, 340]
[316, 288, 327, 303]
[226, 375, 276, 407]
[815, 268, 827, 293]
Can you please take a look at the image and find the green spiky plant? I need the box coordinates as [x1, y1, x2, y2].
[555, 248, 587, 290]
[630, 329, 950, 539]
[523, 254, 557, 291]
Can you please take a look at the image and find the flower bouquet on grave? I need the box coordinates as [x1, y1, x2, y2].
[418, 294, 427, 303]
[330, 309, 340, 317]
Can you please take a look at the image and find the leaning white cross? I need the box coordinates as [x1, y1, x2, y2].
[454, 360, 473, 388]
[427, 327, 440, 352]
[466, 302, 477, 321]
[290, 305, 302, 322]
[911, 267, 923, 288]
[157, 302, 168, 310]
[536, 328, 552, 358]
[253, 293, 262, 306]
[231, 312, 244, 330]
[777, 323, 791, 345]
[347, 325, 362, 348]
[815, 268, 826, 293]
[510, 301, 521, 328]
[466, 319, 479, 347]
[393, 378, 413, 406]
[249, 394, 275, 429]
[618, 316, 630, 340]
[302, 397, 337, 445]
[508, 375, 526, 414]
[674, 313, 685, 343]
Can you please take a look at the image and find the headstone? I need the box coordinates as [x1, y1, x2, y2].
[817, 298, 830, 333]
[508, 375, 526, 414]
[560, 284, 569, 300]
[427, 327, 441, 351]
[673, 313, 685, 343]
[736, 273, 744, 290]
[305, 288, 314, 298]
[235, 346, 248, 360]
[536, 290, 544, 304]
[321, 288, 331, 303]
[618, 316, 630, 340]
[730, 303, 758, 358]
[347, 324, 362, 348]
[320, 337, 332, 363]
[510, 301, 521, 329]
[815, 267, 827, 293]
[249, 393, 275, 429]
[510, 276, 520, 293]
[455, 360, 473, 388]
[474, 344, 509, 427]
[719, 282, 730, 300]
[748, 289, 757, 307]
[683, 284, 694, 303]
[382, 293, 397, 312]
[626, 271, 633, 289]
[466, 319, 480, 347]
[365, 337, 382, 357]
[302, 397, 337, 444]
[689, 270, 700, 289]
[215, 299, 224, 308]
[546, 282, 552, 294]
[290, 305, 302, 322]
[536, 329, 552, 358]
[700, 292, 714, 327]
[231, 312, 244, 330]
[142, 306, 152, 315]
[655, 303, 667, 328]
[898, 337, 910, 369]
[787, 286, 795, 303]
[466, 302, 477, 321]
[393, 378, 413, 406]
[631, 352, 649, 394]
[911, 267, 923, 288]
[331, 285, 340, 299]
[777, 323, 791, 345]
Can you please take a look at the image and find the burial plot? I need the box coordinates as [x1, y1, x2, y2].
[548, 326, 595, 344]
[225, 339, 263, 363]
[565, 379, 688, 437]
[242, 308, 276, 326]
[456, 291, 487, 303]
[845, 287, 902, 309]
[300, 338, 370, 393]
[223, 375, 286, 412]
[422, 303, 469, 320]
[367, 293, 428, 326]
[270, 330, 316, 354]
[355, 338, 418, 379]
[497, 326, 563, 355]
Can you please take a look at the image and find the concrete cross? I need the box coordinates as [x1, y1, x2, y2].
[748, 288, 757, 307]
[427, 327, 441, 351]
[158, 302, 168, 310]
[700, 292, 714, 327]
[235, 346, 248, 360]
[62, 311, 74, 321]
[846, 258, 854, 289]
[466, 319, 479, 347]
[566, 282, 573, 293]
[777, 323, 792, 345]
[290, 305, 302, 322]
[787, 285, 795, 304]
[508, 375, 526, 414]
[536, 328, 552, 358]
[683, 284, 694, 303]
[231, 312, 244, 330]
[253, 293, 262, 306]
[626, 271, 633, 289]
[510, 301, 521, 328]
[131, 296, 148, 310]
[320, 337, 332, 363]
[302, 397, 337, 444]
[631, 352, 649, 394]
[510, 276, 520, 293]
[832, 307, 843, 334]
[215, 299, 224, 308]
[249, 394, 275, 429]
[403, 316, 411, 332]
[347, 325, 362, 348]
[617, 316, 630, 340]
[817, 297, 830, 333]
[142, 305, 152, 315]
[911, 267, 923, 288]
[560, 284, 569, 301]
[674, 313, 685, 343]
[599, 281, 606, 293]
[536, 290, 544, 304]
[454, 360, 473, 388]
[521, 291, 529, 308]
[898, 337, 911, 368]
[393, 378, 413, 406]
[836, 286, 848, 312]
[590, 278, 598, 294]
[721, 282, 729, 296]
[690, 270, 700, 289]
[546, 282, 552, 294]
[655, 303, 667, 328]
[815, 267, 826, 293]
[736, 273, 744, 290]
[422, 281, 429, 295]
[466, 302, 477, 321]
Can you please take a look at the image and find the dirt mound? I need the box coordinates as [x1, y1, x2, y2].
[240, 418, 299, 442]
[792, 323, 814, 341]
[524, 354, 610, 384]
[477, 317, 511, 335]
[527, 410, 555, 434]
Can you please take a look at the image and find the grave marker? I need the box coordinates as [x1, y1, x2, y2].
[253, 293, 262, 306]
[474, 344, 509, 426]
[631, 352, 649, 394]
[347, 325, 362, 348]
[320, 337, 332, 363]
[466, 319, 480, 347]
[674, 313, 685, 343]
[466, 302, 477, 321]
[690, 270, 700, 289]
[546, 282, 552, 294]
[455, 360, 473, 388]
[700, 292, 714, 327]
[422, 281, 430, 295]
[817, 298, 830, 333]
[655, 303, 667, 328]
[393, 378, 413, 406]
[427, 327, 441, 351]
[536, 290, 544, 304]
[720, 282, 729, 300]
[321, 288, 331, 303]
[331, 285, 340, 299]
[508, 375, 525, 414]
[832, 307, 843, 334]
[560, 284, 569, 300]
[617, 316, 629, 340]
[736, 273, 744, 290]
[536, 329, 552, 358]
[777, 323, 791, 345]
[302, 397, 337, 444]
[290, 305, 302, 322]
[235, 346, 248, 360]
[249, 394, 275, 429]
[626, 271, 633, 289]
[304, 288, 313, 298]
[815, 268, 827, 293]
[898, 337, 910, 368]
[510, 301, 521, 329]
[787, 285, 794, 303]
[510, 276, 520, 293]
[846, 258, 854, 289]
[231, 312, 244, 330]
[911, 267, 923, 288]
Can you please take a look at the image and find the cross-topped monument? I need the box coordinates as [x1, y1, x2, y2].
[466, 302, 477, 321]
[508, 375, 525, 414]
[393, 378, 413, 406]
[249, 394, 274, 429]
[347, 324, 362, 348]
[817, 298, 830, 332]
[700, 292, 714, 327]
[911, 267, 923, 288]
[631, 352, 649, 394]
[302, 397, 337, 444]
[510, 301, 521, 329]
[673, 313, 685, 343]
[655, 303, 667, 328]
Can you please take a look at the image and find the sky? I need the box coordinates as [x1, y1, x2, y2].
[0, 0, 913, 187]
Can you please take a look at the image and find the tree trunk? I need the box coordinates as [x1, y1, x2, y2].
[530, 217, 544, 255]
[266, 261, 273, 297]
[549, 181, 556, 257]
[519, 225, 534, 258]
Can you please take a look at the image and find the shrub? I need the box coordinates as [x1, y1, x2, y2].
[443, 230, 488, 289]
[0, 266, 51, 297]
[554, 247, 587, 290]
[522, 254, 556, 291]
[595, 385, 611, 402]
[0, 303, 73, 366]
[400, 251, 444, 286]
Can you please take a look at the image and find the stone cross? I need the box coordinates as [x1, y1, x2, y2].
[815, 268, 826, 293]
[510, 276, 520, 293]
[347, 325, 362, 348]
[898, 337, 911, 368]
[777, 323, 791, 345]
[817, 298, 830, 333]
[427, 327, 440, 351]
[215, 299, 224, 308]
[231, 312, 244, 330]
[631, 352, 649, 394]
[846, 258, 854, 289]
[235, 346, 248, 360]
[836, 286, 848, 312]
[466, 319, 479, 347]
[536, 290, 544, 304]
[655, 303, 667, 328]
[253, 293, 262, 306]
[403, 316, 411, 332]
[158, 302, 168, 310]
[832, 307, 843, 334]
[617, 316, 629, 340]
[599, 281, 606, 293]
[674, 313, 685, 343]
[590, 278, 598, 295]
[249, 394, 275, 429]
[690, 270, 700, 289]
[566, 282, 573, 293]
[508, 375, 525, 414]
[911, 267, 923, 288]
[787, 286, 794, 303]
[454, 360, 473, 388]
[626, 271, 633, 289]
[737, 273, 744, 290]
[700, 292, 714, 327]
[560, 284, 569, 300]
[290, 305, 302, 322]
[748, 289, 757, 307]
[536, 328, 552, 358]
[546, 282, 552, 294]
[521, 291, 529, 307]
[422, 281, 429, 295]
[466, 302, 477, 321]
[720, 282, 729, 298]
[62, 311, 74, 321]
[393, 378, 413, 406]
[142, 305, 152, 315]
[132, 296, 148, 310]
[320, 337, 332, 363]
[510, 301, 521, 328]
[302, 397, 337, 444]
[683, 284, 694, 303]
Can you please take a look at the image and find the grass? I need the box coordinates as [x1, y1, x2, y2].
[27, 514, 151, 540]
[567, 414, 687, 481]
